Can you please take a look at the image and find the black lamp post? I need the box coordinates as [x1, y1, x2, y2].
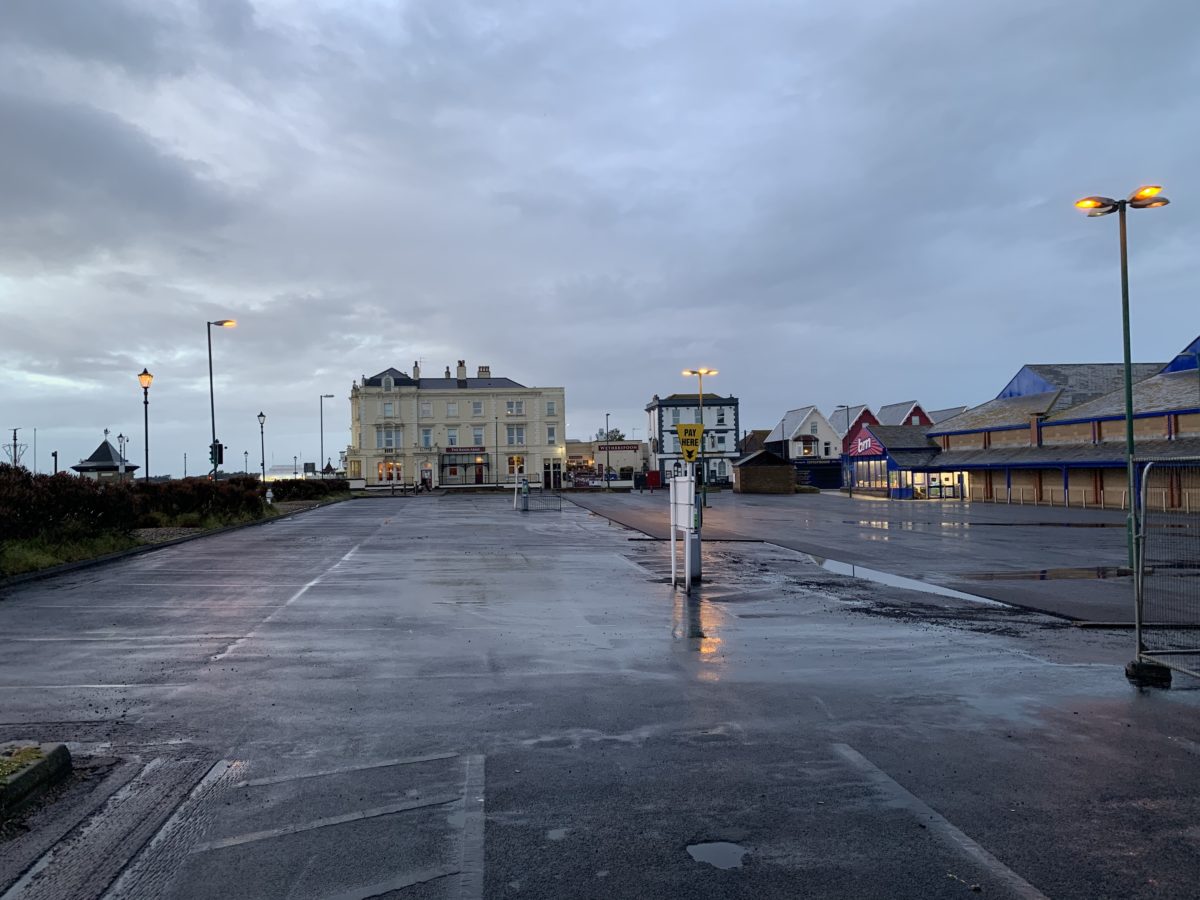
[206, 319, 237, 477]
[319, 393, 335, 478]
[137, 368, 153, 482]
[257, 411, 266, 482]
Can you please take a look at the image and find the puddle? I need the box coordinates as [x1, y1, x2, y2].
[808, 556, 1007, 607]
[546, 828, 568, 841]
[961, 566, 1132, 581]
[687, 841, 747, 869]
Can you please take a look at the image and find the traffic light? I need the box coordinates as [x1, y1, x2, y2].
[209, 441, 225, 466]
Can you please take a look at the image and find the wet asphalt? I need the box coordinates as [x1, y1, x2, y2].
[570, 490, 1138, 622]
[1, 496, 1199, 899]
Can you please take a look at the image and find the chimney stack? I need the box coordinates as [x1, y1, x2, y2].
[457, 359, 467, 380]
[444, 365, 451, 378]
[412, 360, 420, 379]
[477, 365, 491, 378]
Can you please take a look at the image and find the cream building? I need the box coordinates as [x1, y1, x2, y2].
[345, 360, 566, 489]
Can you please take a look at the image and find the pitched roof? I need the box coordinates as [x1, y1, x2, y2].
[928, 391, 1060, 434]
[1045, 369, 1200, 422]
[933, 437, 1200, 469]
[416, 377, 526, 389]
[999, 363, 1163, 412]
[828, 405, 869, 436]
[866, 425, 938, 450]
[734, 449, 790, 467]
[648, 393, 738, 409]
[764, 406, 814, 444]
[927, 406, 967, 424]
[363, 368, 417, 387]
[739, 429, 772, 454]
[72, 439, 138, 473]
[875, 402, 920, 426]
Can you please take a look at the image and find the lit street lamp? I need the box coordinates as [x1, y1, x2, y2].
[258, 411, 267, 482]
[605, 412, 611, 491]
[319, 393, 335, 478]
[137, 368, 153, 482]
[682, 368, 717, 508]
[206, 318, 237, 477]
[1074, 185, 1170, 567]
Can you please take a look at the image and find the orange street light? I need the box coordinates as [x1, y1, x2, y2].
[214, 319, 237, 327]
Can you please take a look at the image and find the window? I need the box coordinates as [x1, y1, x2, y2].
[447, 428, 458, 447]
[447, 401, 458, 417]
[810, 422, 819, 435]
[421, 428, 432, 448]
[547, 400, 557, 416]
[473, 426, 485, 445]
[506, 399, 524, 415]
[419, 400, 432, 418]
[383, 376, 393, 391]
[671, 408, 681, 426]
[375, 426, 401, 449]
[472, 401, 483, 416]
[911, 415, 920, 425]
[824, 442, 832, 457]
[717, 434, 726, 447]
[547, 424, 557, 444]
[717, 461, 727, 476]
[717, 409, 726, 425]
[507, 425, 526, 445]
[383, 401, 394, 417]
[507, 455, 525, 476]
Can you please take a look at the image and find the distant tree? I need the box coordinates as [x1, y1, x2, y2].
[595, 427, 626, 441]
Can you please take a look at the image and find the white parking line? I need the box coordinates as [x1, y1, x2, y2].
[833, 743, 1048, 900]
[235, 751, 460, 788]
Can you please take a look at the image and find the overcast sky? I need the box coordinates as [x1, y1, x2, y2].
[1, 0, 1197, 475]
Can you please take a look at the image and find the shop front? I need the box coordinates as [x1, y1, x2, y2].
[439, 447, 490, 486]
[844, 424, 969, 500]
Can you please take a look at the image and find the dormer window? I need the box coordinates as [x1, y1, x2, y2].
[383, 376, 394, 391]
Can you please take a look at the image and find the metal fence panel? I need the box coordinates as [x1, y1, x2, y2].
[1136, 458, 1200, 679]
[521, 488, 562, 512]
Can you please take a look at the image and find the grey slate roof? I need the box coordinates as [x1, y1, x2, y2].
[1020, 363, 1163, 410]
[866, 425, 938, 450]
[828, 405, 868, 436]
[1045, 369, 1200, 421]
[416, 377, 526, 389]
[764, 406, 814, 444]
[929, 391, 1061, 434]
[363, 368, 417, 387]
[72, 440, 137, 473]
[927, 406, 967, 424]
[734, 449, 790, 468]
[875, 402, 919, 426]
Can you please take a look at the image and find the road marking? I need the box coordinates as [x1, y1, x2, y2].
[832, 744, 1048, 900]
[322, 867, 459, 900]
[2, 635, 244, 643]
[810, 695, 835, 721]
[235, 751, 460, 787]
[0, 683, 188, 690]
[456, 755, 486, 900]
[191, 794, 460, 853]
[211, 540, 367, 661]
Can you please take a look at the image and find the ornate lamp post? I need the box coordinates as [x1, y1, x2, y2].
[137, 368, 153, 482]
[257, 411, 267, 481]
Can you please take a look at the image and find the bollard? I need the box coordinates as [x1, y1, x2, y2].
[265, 488, 274, 505]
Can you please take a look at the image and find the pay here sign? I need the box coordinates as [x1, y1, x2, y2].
[675, 423, 704, 463]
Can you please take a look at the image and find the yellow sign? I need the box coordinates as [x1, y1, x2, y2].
[676, 423, 704, 463]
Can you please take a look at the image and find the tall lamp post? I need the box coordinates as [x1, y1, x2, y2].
[258, 412, 267, 482]
[605, 412, 611, 491]
[137, 368, 153, 482]
[834, 404, 857, 499]
[206, 318, 237, 477]
[1074, 186, 1170, 569]
[682, 368, 717, 508]
[319, 393, 335, 477]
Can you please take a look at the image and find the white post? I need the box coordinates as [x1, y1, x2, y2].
[670, 475, 678, 589]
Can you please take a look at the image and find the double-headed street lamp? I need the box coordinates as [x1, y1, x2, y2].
[137, 368, 153, 482]
[1074, 185, 1170, 567]
[682, 368, 717, 508]
[206, 319, 237, 477]
[319, 393, 335, 477]
[258, 411, 267, 482]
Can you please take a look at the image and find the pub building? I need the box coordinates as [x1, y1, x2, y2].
[438, 446, 492, 486]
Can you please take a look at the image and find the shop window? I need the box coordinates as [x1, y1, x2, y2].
[472, 401, 483, 416]
[508, 455, 525, 476]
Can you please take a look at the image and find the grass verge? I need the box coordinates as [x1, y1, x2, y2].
[1, 533, 143, 578]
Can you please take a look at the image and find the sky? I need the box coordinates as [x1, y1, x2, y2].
[1, 0, 1198, 475]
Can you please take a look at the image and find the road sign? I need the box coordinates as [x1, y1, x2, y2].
[676, 423, 704, 463]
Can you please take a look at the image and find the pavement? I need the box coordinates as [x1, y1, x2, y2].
[0, 496, 1198, 899]
[570, 489, 1140, 622]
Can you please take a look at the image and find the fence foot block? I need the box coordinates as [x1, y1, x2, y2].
[1125, 660, 1172, 688]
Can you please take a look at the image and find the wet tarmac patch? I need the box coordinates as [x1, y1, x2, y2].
[687, 841, 747, 869]
[808, 556, 1006, 607]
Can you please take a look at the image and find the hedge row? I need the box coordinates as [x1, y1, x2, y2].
[266, 478, 349, 501]
[0, 465, 265, 542]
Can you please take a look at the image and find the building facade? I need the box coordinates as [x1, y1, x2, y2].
[345, 360, 566, 489]
[646, 392, 740, 484]
[565, 439, 648, 484]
